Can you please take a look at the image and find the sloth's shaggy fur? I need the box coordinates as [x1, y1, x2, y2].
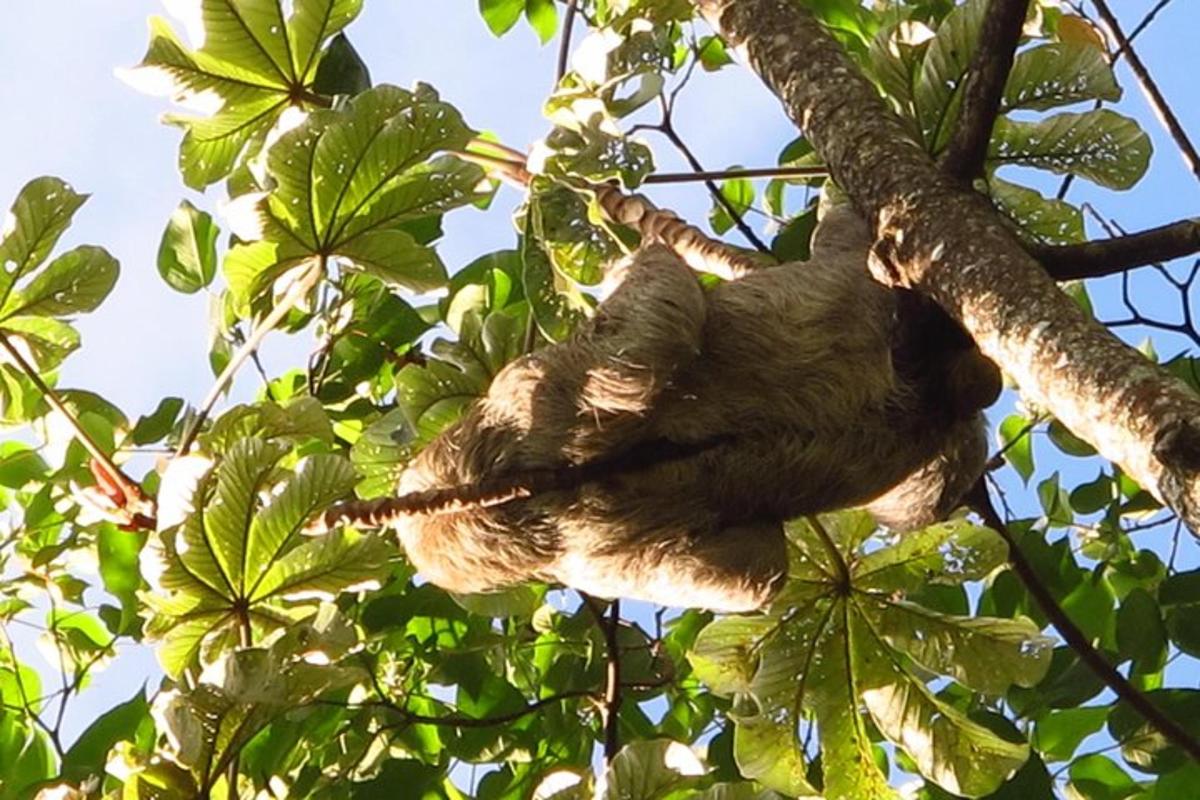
[393, 207, 995, 611]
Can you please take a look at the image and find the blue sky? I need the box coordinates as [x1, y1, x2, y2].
[1, 0, 1198, 768]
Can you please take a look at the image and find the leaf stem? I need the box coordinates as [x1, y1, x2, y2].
[176, 258, 323, 456]
[0, 330, 141, 505]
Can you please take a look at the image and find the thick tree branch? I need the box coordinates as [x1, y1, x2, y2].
[939, 0, 1029, 181]
[696, 0, 1200, 530]
[1091, 0, 1200, 183]
[1032, 218, 1200, 280]
[968, 480, 1200, 762]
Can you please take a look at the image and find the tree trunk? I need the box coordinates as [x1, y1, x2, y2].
[695, 0, 1200, 532]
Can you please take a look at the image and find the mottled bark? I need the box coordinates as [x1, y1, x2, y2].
[695, 0, 1200, 530]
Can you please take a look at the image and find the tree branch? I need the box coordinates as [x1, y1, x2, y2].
[655, 113, 771, 254]
[556, 0, 579, 84]
[1091, 0, 1200, 182]
[939, 0, 1029, 181]
[0, 331, 145, 511]
[643, 165, 827, 184]
[967, 480, 1200, 762]
[1031, 217, 1200, 279]
[696, 0, 1200, 531]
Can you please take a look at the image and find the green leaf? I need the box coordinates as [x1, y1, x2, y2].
[0, 245, 118, 321]
[690, 510, 1050, 799]
[999, 413, 1036, 482]
[856, 615, 1031, 797]
[989, 177, 1085, 246]
[61, 689, 151, 782]
[1003, 42, 1121, 112]
[1108, 689, 1200, 774]
[0, 443, 49, 488]
[860, 598, 1052, 695]
[335, 229, 448, 293]
[989, 110, 1152, 190]
[914, 0, 985, 151]
[251, 527, 390, 601]
[157, 200, 219, 293]
[1116, 588, 1168, 673]
[313, 33, 372, 96]
[709, 176, 754, 236]
[479, 0, 524, 37]
[223, 85, 483, 308]
[131, 396, 186, 445]
[1033, 706, 1109, 762]
[853, 519, 1009, 591]
[245, 453, 360, 594]
[123, 1, 364, 189]
[600, 740, 706, 800]
[525, 0, 558, 45]
[0, 176, 88, 302]
[1067, 753, 1140, 799]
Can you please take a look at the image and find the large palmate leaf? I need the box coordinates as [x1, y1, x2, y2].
[223, 84, 487, 312]
[142, 435, 388, 678]
[690, 512, 1054, 799]
[122, 0, 364, 189]
[0, 177, 118, 376]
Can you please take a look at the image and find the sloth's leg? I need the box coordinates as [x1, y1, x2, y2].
[864, 413, 988, 530]
[478, 243, 707, 466]
[554, 518, 787, 612]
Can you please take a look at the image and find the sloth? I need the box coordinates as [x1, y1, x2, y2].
[391, 205, 1000, 612]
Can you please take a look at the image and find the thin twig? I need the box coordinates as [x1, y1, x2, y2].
[556, 0, 579, 84]
[655, 109, 770, 254]
[1091, 0, 1200, 182]
[940, 0, 1029, 181]
[0, 331, 142, 506]
[176, 259, 323, 456]
[644, 165, 828, 184]
[967, 479, 1200, 763]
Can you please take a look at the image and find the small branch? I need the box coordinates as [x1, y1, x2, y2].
[655, 113, 771, 254]
[397, 691, 594, 729]
[967, 479, 1200, 762]
[643, 165, 828, 184]
[1091, 0, 1200, 182]
[940, 0, 1029, 181]
[0, 331, 143, 508]
[176, 259, 323, 456]
[582, 596, 623, 762]
[1032, 218, 1200, 280]
[556, 0, 579, 84]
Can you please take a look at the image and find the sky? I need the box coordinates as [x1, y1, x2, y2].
[0, 0, 1198, 770]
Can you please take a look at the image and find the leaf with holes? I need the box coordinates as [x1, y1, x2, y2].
[142, 437, 387, 678]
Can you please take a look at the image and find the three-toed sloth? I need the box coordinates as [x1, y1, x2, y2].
[392, 206, 1000, 612]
